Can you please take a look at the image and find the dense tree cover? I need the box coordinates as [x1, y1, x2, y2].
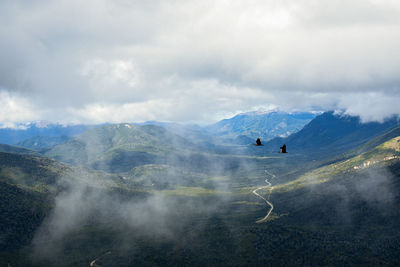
[0, 114, 399, 266]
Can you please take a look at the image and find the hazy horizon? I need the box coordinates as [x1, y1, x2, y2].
[0, 107, 327, 128]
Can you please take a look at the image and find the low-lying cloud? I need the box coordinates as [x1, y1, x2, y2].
[31, 171, 230, 261]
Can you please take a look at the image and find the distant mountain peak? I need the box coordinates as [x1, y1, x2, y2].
[208, 110, 317, 141]
[0, 123, 93, 145]
[1, 121, 63, 130]
[31, 120, 54, 128]
[238, 109, 280, 116]
[263, 111, 400, 155]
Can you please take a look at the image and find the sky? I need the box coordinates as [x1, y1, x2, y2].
[1, 0, 400, 126]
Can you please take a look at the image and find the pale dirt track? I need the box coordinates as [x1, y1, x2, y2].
[252, 169, 275, 223]
[90, 251, 111, 266]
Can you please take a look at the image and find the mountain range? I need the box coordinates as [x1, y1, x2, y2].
[44, 123, 196, 172]
[206, 110, 317, 142]
[1, 111, 317, 150]
[1, 110, 400, 266]
[262, 111, 400, 155]
[0, 122, 92, 145]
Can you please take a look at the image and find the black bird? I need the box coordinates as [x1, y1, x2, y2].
[254, 138, 263, 146]
[280, 144, 287, 153]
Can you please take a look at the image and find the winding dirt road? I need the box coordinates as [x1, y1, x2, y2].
[252, 169, 275, 223]
[90, 251, 111, 266]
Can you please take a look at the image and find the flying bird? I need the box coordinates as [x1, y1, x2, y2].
[280, 144, 287, 153]
[254, 138, 263, 146]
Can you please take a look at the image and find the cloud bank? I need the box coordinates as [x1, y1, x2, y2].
[1, 0, 400, 124]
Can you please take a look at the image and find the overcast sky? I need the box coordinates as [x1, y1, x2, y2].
[1, 0, 399, 126]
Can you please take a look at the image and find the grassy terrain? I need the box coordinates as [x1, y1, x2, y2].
[45, 124, 193, 167]
[274, 136, 400, 193]
[1, 124, 400, 266]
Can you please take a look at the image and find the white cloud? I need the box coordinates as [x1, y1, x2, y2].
[339, 92, 400, 122]
[0, 0, 399, 124]
[0, 91, 41, 127]
[80, 58, 141, 102]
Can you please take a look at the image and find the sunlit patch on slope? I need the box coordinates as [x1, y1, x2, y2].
[274, 136, 400, 193]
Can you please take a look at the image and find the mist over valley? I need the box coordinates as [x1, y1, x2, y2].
[1, 111, 400, 266]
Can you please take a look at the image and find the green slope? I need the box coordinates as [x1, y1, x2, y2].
[263, 112, 399, 157]
[274, 135, 400, 193]
[45, 124, 194, 170]
[0, 143, 38, 155]
[0, 150, 152, 266]
[0, 151, 129, 194]
[354, 126, 400, 154]
[16, 135, 70, 151]
[2, 122, 400, 266]
[44, 123, 259, 174]
[0, 180, 49, 251]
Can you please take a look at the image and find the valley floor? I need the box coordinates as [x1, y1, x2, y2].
[1, 135, 400, 266]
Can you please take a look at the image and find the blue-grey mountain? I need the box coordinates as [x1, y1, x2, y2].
[0, 122, 92, 145]
[1, 110, 400, 266]
[207, 111, 317, 142]
[263, 111, 400, 155]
